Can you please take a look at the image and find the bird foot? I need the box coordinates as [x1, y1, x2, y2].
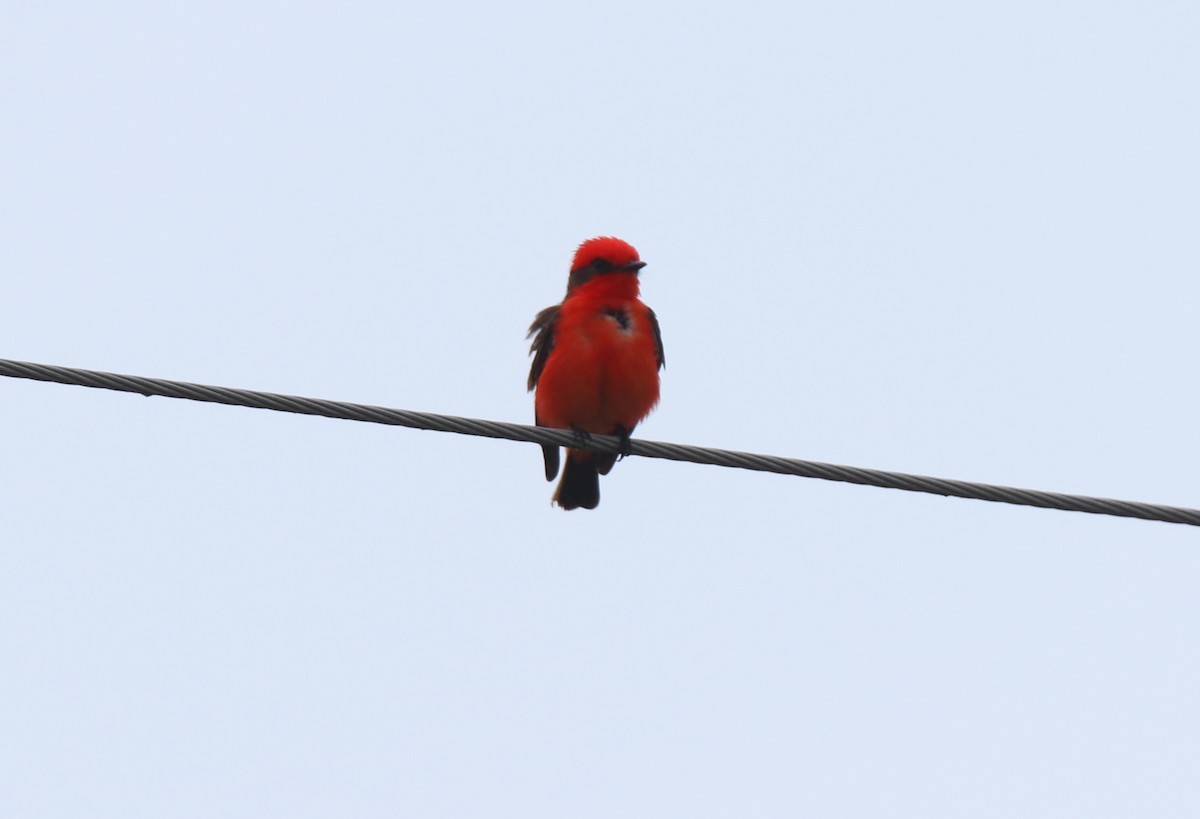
[615, 425, 633, 459]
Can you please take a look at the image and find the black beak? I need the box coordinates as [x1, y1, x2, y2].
[621, 261, 647, 272]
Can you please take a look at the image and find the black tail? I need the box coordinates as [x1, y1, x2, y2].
[553, 452, 600, 510]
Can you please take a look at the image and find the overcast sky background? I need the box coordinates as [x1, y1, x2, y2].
[3, 1, 1198, 816]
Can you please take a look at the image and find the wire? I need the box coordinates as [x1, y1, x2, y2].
[2, 356, 1197, 527]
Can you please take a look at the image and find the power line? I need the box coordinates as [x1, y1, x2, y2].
[1, 356, 1197, 528]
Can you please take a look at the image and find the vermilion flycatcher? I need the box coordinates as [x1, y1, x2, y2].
[527, 236, 664, 510]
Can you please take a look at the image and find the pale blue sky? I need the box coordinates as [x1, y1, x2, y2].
[2, 1, 1198, 816]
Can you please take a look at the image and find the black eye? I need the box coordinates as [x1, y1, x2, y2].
[592, 258, 614, 272]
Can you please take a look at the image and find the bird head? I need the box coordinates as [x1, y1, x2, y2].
[567, 236, 646, 291]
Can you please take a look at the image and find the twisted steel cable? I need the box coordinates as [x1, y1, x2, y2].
[2, 357, 1197, 527]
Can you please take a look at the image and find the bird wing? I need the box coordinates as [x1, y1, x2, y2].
[527, 304, 560, 391]
[527, 304, 562, 480]
[647, 307, 666, 369]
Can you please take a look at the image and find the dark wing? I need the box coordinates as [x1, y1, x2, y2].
[527, 305, 560, 391]
[646, 307, 665, 369]
[527, 304, 562, 480]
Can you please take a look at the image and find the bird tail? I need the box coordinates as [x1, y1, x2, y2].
[553, 450, 601, 510]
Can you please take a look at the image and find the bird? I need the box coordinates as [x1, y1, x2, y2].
[527, 236, 664, 509]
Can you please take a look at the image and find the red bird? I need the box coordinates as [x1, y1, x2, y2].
[527, 236, 665, 510]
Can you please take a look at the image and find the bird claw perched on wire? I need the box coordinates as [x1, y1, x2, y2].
[615, 425, 633, 460]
